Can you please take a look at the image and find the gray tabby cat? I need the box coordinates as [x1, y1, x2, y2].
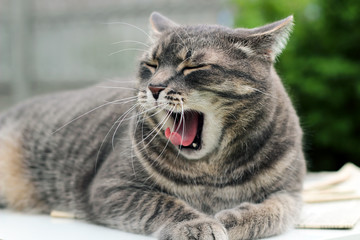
[0, 12, 306, 240]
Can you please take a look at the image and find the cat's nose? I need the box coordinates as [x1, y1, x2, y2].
[148, 85, 166, 100]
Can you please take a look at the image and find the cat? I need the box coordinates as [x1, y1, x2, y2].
[0, 12, 306, 240]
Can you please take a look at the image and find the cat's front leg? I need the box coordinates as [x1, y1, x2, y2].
[214, 191, 302, 240]
[87, 184, 227, 240]
[158, 217, 228, 240]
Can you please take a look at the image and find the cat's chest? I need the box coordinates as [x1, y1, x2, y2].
[171, 184, 253, 215]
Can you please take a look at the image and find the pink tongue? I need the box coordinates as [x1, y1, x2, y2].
[165, 112, 199, 146]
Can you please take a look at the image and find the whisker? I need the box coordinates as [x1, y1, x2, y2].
[104, 22, 154, 43]
[247, 86, 278, 100]
[97, 86, 138, 91]
[135, 106, 171, 156]
[130, 106, 177, 183]
[110, 98, 138, 105]
[129, 108, 145, 177]
[109, 48, 151, 56]
[134, 105, 172, 149]
[94, 103, 140, 171]
[132, 104, 173, 154]
[143, 106, 174, 147]
[126, 109, 161, 157]
[94, 104, 138, 172]
[153, 105, 179, 162]
[180, 100, 186, 147]
[111, 103, 142, 150]
[111, 40, 150, 48]
[104, 96, 138, 105]
[52, 101, 113, 134]
[113, 103, 169, 159]
[176, 102, 185, 158]
[117, 103, 168, 123]
[108, 80, 137, 84]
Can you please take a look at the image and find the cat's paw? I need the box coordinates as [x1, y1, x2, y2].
[159, 218, 228, 240]
[215, 209, 240, 230]
[214, 203, 255, 230]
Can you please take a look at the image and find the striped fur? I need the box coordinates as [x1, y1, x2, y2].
[0, 13, 305, 240]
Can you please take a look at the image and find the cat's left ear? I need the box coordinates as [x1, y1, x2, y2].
[150, 12, 178, 36]
[239, 16, 294, 61]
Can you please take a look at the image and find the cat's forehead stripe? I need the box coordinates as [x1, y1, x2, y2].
[151, 35, 175, 60]
[150, 45, 158, 60]
[177, 48, 193, 61]
[152, 43, 162, 60]
[185, 50, 192, 59]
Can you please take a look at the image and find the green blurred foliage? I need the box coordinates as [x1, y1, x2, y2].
[232, 0, 360, 171]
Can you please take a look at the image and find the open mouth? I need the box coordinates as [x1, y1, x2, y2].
[164, 111, 204, 150]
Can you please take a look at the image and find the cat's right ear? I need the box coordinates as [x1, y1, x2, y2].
[150, 12, 178, 36]
[235, 16, 294, 62]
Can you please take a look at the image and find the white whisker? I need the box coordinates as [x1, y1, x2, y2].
[103, 97, 138, 106]
[247, 86, 278, 99]
[132, 104, 174, 156]
[109, 48, 151, 56]
[111, 104, 140, 150]
[111, 40, 150, 48]
[94, 103, 140, 171]
[130, 109, 144, 177]
[52, 101, 113, 134]
[116, 103, 167, 124]
[175, 102, 185, 159]
[97, 86, 138, 91]
[153, 105, 179, 162]
[104, 96, 138, 104]
[142, 106, 174, 148]
[124, 103, 168, 158]
[134, 105, 172, 150]
[180, 100, 186, 147]
[113, 103, 169, 160]
[108, 80, 137, 84]
[104, 22, 154, 43]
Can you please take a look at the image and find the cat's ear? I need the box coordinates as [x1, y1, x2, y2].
[150, 12, 178, 36]
[238, 16, 294, 61]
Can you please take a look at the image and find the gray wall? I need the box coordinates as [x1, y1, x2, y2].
[0, 0, 233, 111]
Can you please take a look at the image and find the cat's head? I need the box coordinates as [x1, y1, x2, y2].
[137, 12, 293, 160]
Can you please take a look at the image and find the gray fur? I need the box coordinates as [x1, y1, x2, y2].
[0, 12, 306, 240]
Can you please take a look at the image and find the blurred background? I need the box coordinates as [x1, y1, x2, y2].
[1, 0, 359, 171]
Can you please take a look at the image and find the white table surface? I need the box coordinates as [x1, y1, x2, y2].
[1, 209, 360, 240]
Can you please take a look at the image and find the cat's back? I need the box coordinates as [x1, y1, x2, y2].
[0, 80, 136, 211]
[1, 81, 135, 127]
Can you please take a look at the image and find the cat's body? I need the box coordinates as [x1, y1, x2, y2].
[0, 13, 306, 240]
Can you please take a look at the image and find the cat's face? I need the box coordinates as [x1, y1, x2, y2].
[137, 13, 293, 160]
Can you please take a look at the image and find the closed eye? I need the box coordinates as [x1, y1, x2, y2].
[144, 62, 158, 74]
[183, 64, 211, 75]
